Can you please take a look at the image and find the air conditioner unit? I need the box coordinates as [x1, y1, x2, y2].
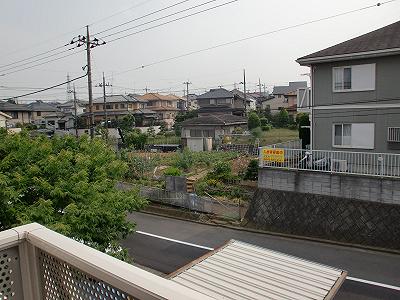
[331, 159, 348, 172]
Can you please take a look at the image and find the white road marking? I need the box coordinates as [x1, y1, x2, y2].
[136, 231, 215, 251]
[347, 277, 400, 291]
[136, 230, 400, 291]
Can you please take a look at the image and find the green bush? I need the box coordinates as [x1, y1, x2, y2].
[261, 124, 272, 131]
[173, 148, 194, 171]
[288, 124, 298, 130]
[125, 132, 148, 150]
[260, 117, 269, 127]
[164, 167, 182, 176]
[248, 112, 261, 130]
[244, 159, 258, 181]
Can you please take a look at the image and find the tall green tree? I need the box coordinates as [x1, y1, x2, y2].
[248, 112, 261, 130]
[0, 131, 146, 260]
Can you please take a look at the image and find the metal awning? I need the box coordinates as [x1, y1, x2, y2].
[169, 240, 347, 300]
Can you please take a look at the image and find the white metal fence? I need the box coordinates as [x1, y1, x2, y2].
[259, 148, 400, 178]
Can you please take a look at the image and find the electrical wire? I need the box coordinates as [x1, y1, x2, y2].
[99, 0, 220, 39]
[0, 47, 78, 73]
[111, 0, 397, 76]
[93, 0, 192, 36]
[0, 73, 87, 101]
[0, 50, 84, 77]
[106, 0, 239, 43]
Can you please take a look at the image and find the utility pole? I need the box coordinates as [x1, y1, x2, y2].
[69, 28, 105, 139]
[243, 69, 247, 115]
[144, 87, 149, 93]
[183, 81, 191, 111]
[86, 25, 95, 139]
[96, 72, 112, 140]
[73, 85, 78, 138]
[66, 73, 72, 101]
[258, 78, 262, 95]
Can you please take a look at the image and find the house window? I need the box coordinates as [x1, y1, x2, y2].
[334, 124, 352, 146]
[190, 129, 202, 137]
[333, 123, 374, 149]
[115, 104, 119, 109]
[210, 99, 216, 105]
[333, 64, 375, 92]
[106, 105, 112, 109]
[10, 112, 18, 119]
[333, 67, 352, 91]
[388, 127, 400, 142]
[37, 111, 42, 117]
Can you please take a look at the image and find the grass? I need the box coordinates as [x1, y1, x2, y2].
[259, 128, 299, 146]
[230, 128, 299, 146]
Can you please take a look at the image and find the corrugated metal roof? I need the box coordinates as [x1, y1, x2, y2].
[170, 240, 347, 300]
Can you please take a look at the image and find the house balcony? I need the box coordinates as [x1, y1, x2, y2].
[0, 223, 212, 300]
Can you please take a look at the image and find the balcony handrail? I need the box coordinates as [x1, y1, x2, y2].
[259, 147, 400, 178]
[0, 223, 214, 300]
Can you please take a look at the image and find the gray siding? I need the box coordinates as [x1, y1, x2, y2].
[312, 55, 400, 153]
[314, 107, 400, 153]
[313, 55, 400, 106]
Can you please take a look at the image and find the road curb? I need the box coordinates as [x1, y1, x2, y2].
[139, 208, 400, 256]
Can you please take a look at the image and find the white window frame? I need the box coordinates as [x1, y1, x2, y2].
[332, 63, 376, 93]
[333, 124, 352, 147]
[332, 123, 375, 149]
[332, 66, 352, 92]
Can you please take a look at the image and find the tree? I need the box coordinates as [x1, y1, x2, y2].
[118, 114, 135, 132]
[296, 113, 310, 148]
[276, 109, 289, 128]
[0, 132, 146, 260]
[248, 112, 261, 130]
[125, 131, 148, 150]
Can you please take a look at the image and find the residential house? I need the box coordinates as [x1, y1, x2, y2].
[0, 101, 31, 126]
[57, 99, 87, 115]
[297, 20, 400, 153]
[0, 111, 12, 128]
[196, 88, 245, 116]
[139, 93, 180, 128]
[186, 94, 199, 111]
[262, 81, 307, 114]
[181, 114, 247, 151]
[231, 89, 257, 112]
[44, 112, 75, 130]
[82, 94, 157, 127]
[27, 101, 58, 125]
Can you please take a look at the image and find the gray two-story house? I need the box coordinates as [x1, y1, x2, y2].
[297, 20, 400, 153]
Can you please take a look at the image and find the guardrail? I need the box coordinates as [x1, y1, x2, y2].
[0, 223, 213, 300]
[259, 148, 400, 178]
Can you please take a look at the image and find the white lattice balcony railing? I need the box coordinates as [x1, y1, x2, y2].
[0, 223, 213, 300]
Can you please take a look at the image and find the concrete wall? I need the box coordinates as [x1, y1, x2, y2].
[245, 188, 400, 250]
[258, 168, 400, 204]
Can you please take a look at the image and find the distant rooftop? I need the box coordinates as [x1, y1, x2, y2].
[272, 82, 307, 95]
[197, 88, 234, 100]
[181, 114, 247, 126]
[93, 94, 146, 104]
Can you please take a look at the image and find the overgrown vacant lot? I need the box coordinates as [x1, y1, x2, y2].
[229, 128, 298, 146]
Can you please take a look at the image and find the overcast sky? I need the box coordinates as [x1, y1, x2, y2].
[0, 0, 399, 101]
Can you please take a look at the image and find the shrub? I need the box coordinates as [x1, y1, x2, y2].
[244, 159, 259, 181]
[261, 124, 272, 131]
[288, 124, 298, 130]
[275, 109, 289, 128]
[173, 148, 194, 171]
[260, 117, 269, 127]
[251, 127, 263, 139]
[248, 112, 261, 130]
[164, 167, 182, 177]
[125, 132, 148, 150]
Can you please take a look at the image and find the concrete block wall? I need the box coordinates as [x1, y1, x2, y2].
[258, 168, 400, 204]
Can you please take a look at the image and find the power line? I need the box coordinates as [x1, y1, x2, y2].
[0, 73, 87, 101]
[111, 0, 396, 76]
[106, 0, 239, 43]
[0, 47, 77, 73]
[99, 0, 220, 39]
[0, 50, 84, 77]
[93, 0, 191, 36]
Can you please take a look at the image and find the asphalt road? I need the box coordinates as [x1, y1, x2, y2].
[122, 212, 400, 300]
